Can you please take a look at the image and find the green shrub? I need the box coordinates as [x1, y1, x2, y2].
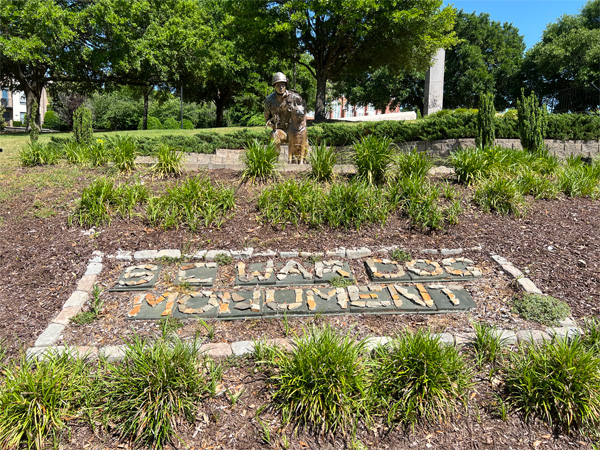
[472, 322, 508, 368]
[476, 92, 496, 149]
[101, 335, 216, 449]
[558, 163, 599, 197]
[581, 317, 600, 355]
[308, 141, 337, 182]
[516, 170, 559, 199]
[162, 117, 179, 129]
[152, 144, 183, 177]
[182, 118, 194, 129]
[146, 175, 235, 231]
[19, 141, 60, 166]
[473, 175, 526, 216]
[109, 134, 138, 172]
[0, 351, 95, 450]
[353, 135, 394, 185]
[257, 179, 323, 229]
[62, 140, 86, 165]
[389, 149, 432, 180]
[42, 110, 62, 130]
[505, 337, 600, 434]
[241, 139, 280, 183]
[324, 181, 389, 230]
[73, 105, 94, 145]
[517, 89, 547, 153]
[513, 293, 571, 326]
[370, 329, 473, 427]
[84, 139, 109, 167]
[268, 325, 369, 435]
[137, 116, 162, 130]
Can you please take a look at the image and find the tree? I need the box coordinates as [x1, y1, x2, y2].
[524, 0, 600, 112]
[92, 0, 211, 129]
[444, 11, 525, 110]
[231, 0, 456, 119]
[0, 0, 90, 130]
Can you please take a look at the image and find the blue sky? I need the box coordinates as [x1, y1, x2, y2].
[444, 0, 589, 48]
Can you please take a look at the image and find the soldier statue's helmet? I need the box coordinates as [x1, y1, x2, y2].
[272, 72, 288, 86]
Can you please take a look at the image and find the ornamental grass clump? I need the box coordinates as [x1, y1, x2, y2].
[505, 337, 600, 434]
[152, 144, 183, 177]
[19, 141, 60, 167]
[323, 181, 389, 230]
[267, 325, 369, 436]
[109, 134, 138, 172]
[472, 322, 508, 368]
[0, 351, 96, 450]
[353, 135, 394, 185]
[100, 335, 217, 449]
[473, 174, 526, 216]
[558, 156, 600, 198]
[257, 179, 323, 229]
[146, 175, 235, 230]
[389, 148, 433, 180]
[308, 141, 337, 182]
[369, 329, 473, 427]
[241, 139, 280, 183]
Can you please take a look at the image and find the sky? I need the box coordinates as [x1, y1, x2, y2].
[444, 0, 589, 48]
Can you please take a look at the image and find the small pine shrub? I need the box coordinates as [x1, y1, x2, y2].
[476, 92, 496, 149]
[101, 335, 216, 448]
[353, 135, 394, 185]
[473, 175, 526, 216]
[241, 139, 280, 183]
[73, 105, 94, 145]
[505, 337, 600, 434]
[308, 141, 337, 182]
[370, 329, 473, 427]
[268, 325, 369, 435]
[513, 293, 570, 326]
[517, 89, 547, 153]
[152, 144, 183, 177]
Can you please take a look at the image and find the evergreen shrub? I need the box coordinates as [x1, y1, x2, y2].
[73, 106, 94, 145]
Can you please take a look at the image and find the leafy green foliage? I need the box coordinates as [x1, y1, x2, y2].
[476, 92, 496, 149]
[257, 179, 323, 229]
[558, 158, 600, 197]
[473, 174, 526, 216]
[214, 253, 233, 265]
[241, 139, 280, 183]
[85, 139, 110, 167]
[109, 135, 138, 173]
[0, 352, 95, 450]
[137, 116, 162, 130]
[581, 317, 600, 356]
[329, 276, 355, 288]
[505, 337, 600, 434]
[516, 170, 559, 199]
[19, 141, 60, 166]
[162, 117, 180, 129]
[353, 135, 394, 185]
[73, 106, 94, 145]
[517, 90, 547, 153]
[152, 144, 183, 178]
[472, 322, 508, 367]
[389, 149, 432, 180]
[146, 175, 235, 230]
[101, 335, 216, 449]
[42, 110, 63, 130]
[513, 293, 571, 326]
[70, 285, 104, 325]
[389, 249, 412, 262]
[308, 141, 337, 182]
[370, 329, 473, 427]
[268, 325, 369, 435]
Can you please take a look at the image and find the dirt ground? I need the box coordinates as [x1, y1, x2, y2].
[0, 165, 598, 449]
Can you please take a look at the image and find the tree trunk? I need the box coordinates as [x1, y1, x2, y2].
[314, 73, 328, 120]
[25, 88, 42, 131]
[214, 96, 225, 127]
[142, 88, 149, 130]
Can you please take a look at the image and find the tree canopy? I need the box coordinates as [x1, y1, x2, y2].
[231, 0, 456, 119]
[524, 0, 600, 112]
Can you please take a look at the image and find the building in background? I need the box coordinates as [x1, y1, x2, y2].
[1, 88, 49, 126]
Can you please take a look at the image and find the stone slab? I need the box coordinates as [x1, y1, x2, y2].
[192, 250, 207, 259]
[215, 290, 262, 319]
[440, 248, 463, 256]
[346, 247, 372, 259]
[63, 291, 89, 309]
[231, 340, 255, 356]
[230, 247, 253, 259]
[325, 247, 346, 258]
[110, 264, 162, 291]
[517, 278, 543, 295]
[52, 306, 82, 326]
[279, 251, 299, 258]
[115, 250, 133, 261]
[76, 274, 97, 293]
[156, 249, 181, 259]
[314, 261, 354, 284]
[275, 261, 314, 286]
[172, 291, 218, 319]
[205, 250, 230, 261]
[85, 262, 103, 276]
[134, 250, 158, 260]
[365, 259, 411, 282]
[436, 333, 455, 345]
[490, 329, 517, 345]
[263, 289, 308, 316]
[364, 336, 392, 350]
[235, 261, 276, 286]
[127, 292, 177, 320]
[386, 285, 437, 312]
[546, 326, 581, 341]
[348, 285, 395, 314]
[516, 329, 551, 344]
[199, 342, 232, 359]
[35, 323, 65, 347]
[175, 262, 218, 287]
[306, 287, 349, 314]
[428, 286, 476, 312]
[99, 345, 127, 362]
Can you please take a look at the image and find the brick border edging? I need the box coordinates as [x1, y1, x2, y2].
[27, 246, 581, 360]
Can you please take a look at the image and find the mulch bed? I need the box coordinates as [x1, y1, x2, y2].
[0, 166, 598, 449]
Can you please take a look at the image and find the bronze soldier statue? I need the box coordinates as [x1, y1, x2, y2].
[264, 72, 308, 164]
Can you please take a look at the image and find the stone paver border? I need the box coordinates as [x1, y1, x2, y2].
[27, 246, 582, 360]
